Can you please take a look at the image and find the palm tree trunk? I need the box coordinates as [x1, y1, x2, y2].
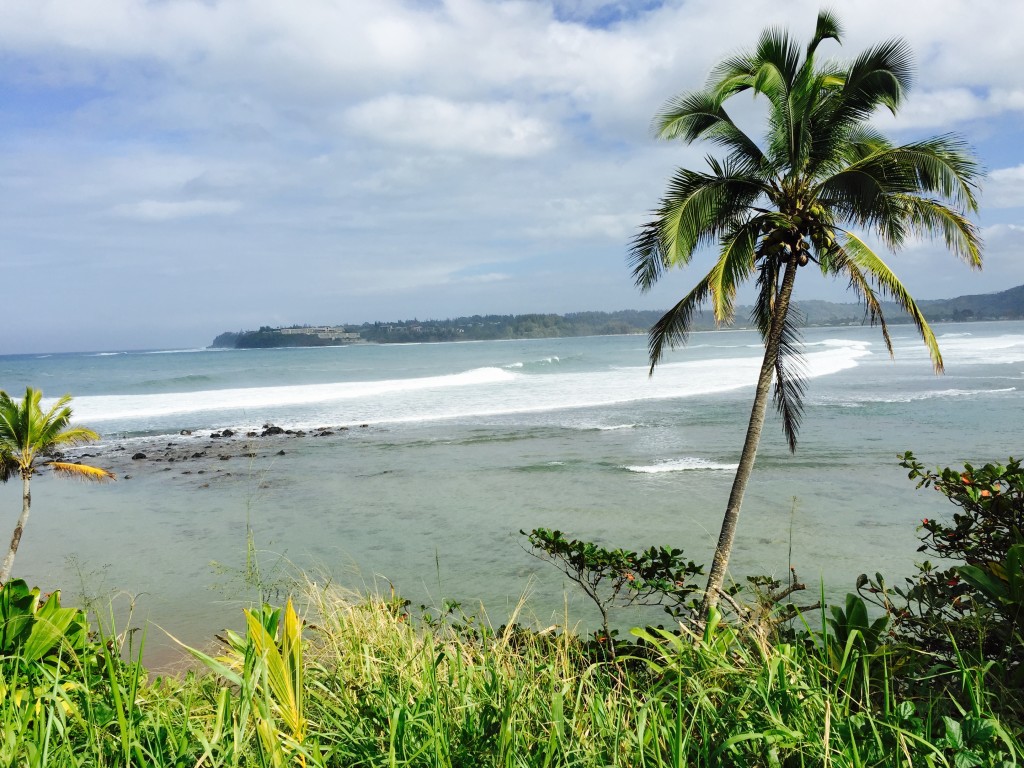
[700, 257, 799, 617]
[0, 472, 31, 583]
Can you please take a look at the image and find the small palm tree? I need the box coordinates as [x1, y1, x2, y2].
[0, 387, 113, 583]
[629, 11, 982, 615]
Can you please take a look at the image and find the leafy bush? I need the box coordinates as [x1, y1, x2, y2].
[0, 579, 89, 669]
[522, 528, 703, 654]
[860, 453, 1024, 694]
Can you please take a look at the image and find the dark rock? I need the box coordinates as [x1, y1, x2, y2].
[222, 429, 235, 437]
[197, 470, 206, 475]
[211, 432, 222, 438]
[132, 453, 147, 460]
[277, 450, 286, 456]
[192, 452, 205, 458]
[180, 429, 192, 436]
[247, 431, 258, 437]
[220, 455, 230, 461]
[360, 424, 369, 428]
[124, 475, 131, 480]
[262, 426, 285, 436]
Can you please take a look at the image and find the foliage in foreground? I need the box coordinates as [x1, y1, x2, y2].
[0, 580, 1020, 768]
[862, 453, 1024, 685]
[0, 453, 1022, 766]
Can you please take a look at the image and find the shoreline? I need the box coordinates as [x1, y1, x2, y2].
[2, 315, 1017, 359]
[68, 422, 375, 489]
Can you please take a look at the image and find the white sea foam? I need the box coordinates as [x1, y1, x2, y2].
[871, 387, 1015, 404]
[815, 387, 1016, 406]
[73, 366, 518, 423]
[891, 333, 1024, 366]
[505, 356, 560, 369]
[625, 457, 739, 473]
[69, 337, 872, 434]
[140, 348, 221, 355]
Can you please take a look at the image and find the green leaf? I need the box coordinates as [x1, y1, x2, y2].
[943, 716, 964, 750]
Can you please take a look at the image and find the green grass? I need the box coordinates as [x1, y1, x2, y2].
[0, 580, 1020, 767]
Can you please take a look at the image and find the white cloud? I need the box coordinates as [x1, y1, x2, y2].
[526, 209, 640, 241]
[1, 0, 1023, 351]
[873, 88, 1024, 131]
[111, 199, 241, 221]
[985, 165, 1024, 209]
[454, 272, 511, 284]
[345, 95, 556, 157]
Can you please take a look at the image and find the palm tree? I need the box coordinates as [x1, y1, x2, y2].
[0, 387, 113, 583]
[629, 11, 982, 616]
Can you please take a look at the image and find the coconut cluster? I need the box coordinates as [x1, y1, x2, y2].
[756, 201, 835, 267]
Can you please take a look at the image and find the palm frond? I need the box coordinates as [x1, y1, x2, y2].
[841, 232, 944, 372]
[752, 27, 801, 95]
[629, 164, 765, 291]
[773, 307, 808, 452]
[828, 246, 895, 356]
[46, 426, 101, 448]
[841, 38, 914, 117]
[886, 136, 982, 211]
[709, 25, 801, 104]
[647, 273, 713, 372]
[815, 164, 913, 248]
[45, 462, 115, 482]
[896, 195, 982, 267]
[806, 9, 843, 58]
[0, 452, 16, 483]
[751, 253, 780, 339]
[655, 91, 764, 165]
[749, 259, 806, 451]
[629, 218, 668, 291]
[708, 225, 759, 323]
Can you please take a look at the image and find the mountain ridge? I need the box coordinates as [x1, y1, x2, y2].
[210, 283, 1024, 348]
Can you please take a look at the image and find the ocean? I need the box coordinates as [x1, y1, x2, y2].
[1, 321, 1022, 659]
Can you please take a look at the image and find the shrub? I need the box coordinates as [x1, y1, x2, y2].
[861, 453, 1024, 694]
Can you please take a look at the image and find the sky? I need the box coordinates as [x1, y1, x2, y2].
[1, 0, 1022, 353]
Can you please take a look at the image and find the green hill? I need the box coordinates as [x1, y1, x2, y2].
[210, 284, 1024, 347]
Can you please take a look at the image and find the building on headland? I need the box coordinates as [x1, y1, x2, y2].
[278, 326, 364, 343]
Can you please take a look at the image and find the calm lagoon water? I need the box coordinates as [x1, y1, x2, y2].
[1, 321, 1022, 659]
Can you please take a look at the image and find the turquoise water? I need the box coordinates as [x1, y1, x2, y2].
[1, 322, 1022, 659]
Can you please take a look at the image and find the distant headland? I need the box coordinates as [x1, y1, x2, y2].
[210, 284, 1024, 348]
